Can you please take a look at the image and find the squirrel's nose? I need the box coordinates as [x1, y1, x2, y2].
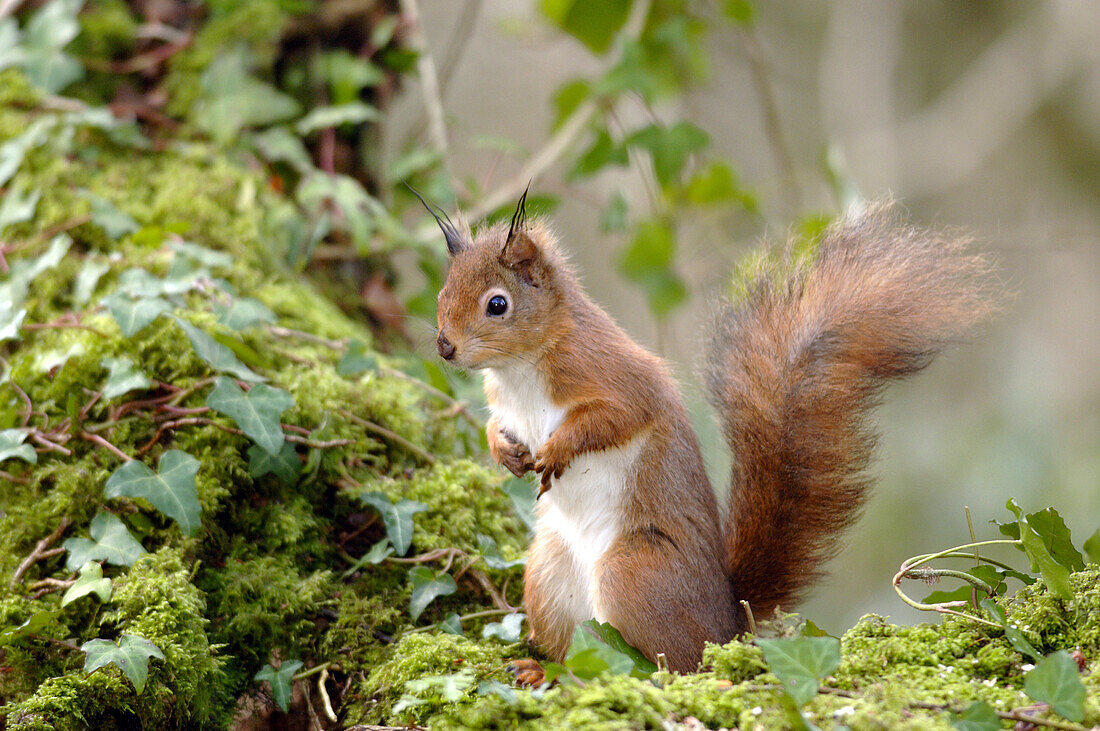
[436, 333, 456, 360]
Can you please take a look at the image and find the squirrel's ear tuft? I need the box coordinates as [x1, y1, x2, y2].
[506, 183, 530, 243]
[500, 184, 542, 286]
[406, 183, 468, 256]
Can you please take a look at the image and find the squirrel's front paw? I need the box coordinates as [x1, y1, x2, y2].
[534, 441, 572, 493]
[489, 427, 535, 477]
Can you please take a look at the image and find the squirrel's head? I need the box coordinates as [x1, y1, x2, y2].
[428, 188, 569, 370]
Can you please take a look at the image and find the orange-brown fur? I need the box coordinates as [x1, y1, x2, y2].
[434, 201, 995, 673]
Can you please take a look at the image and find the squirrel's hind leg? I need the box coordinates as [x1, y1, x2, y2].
[594, 531, 737, 673]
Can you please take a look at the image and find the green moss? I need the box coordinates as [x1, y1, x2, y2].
[357, 632, 518, 726]
[0, 76, 528, 727]
[702, 637, 767, 682]
[198, 555, 334, 671]
[163, 0, 289, 117]
[0, 69, 40, 108]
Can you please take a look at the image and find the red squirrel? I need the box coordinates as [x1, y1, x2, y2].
[428, 192, 995, 674]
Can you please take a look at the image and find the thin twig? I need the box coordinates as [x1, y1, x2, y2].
[740, 599, 757, 636]
[381, 367, 480, 429]
[267, 326, 347, 350]
[465, 568, 517, 613]
[9, 378, 33, 427]
[26, 634, 81, 651]
[401, 607, 512, 635]
[11, 519, 71, 588]
[436, 0, 482, 96]
[293, 661, 335, 681]
[285, 434, 355, 449]
[318, 668, 338, 723]
[30, 432, 72, 456]
[908, 700, 1091, 731]
[416, 0, 653, 235]
[338, 408, 436, 465]
[736, 24, 801, 215]
[399, 0, 449, 157]
[79, 431, 133, 463]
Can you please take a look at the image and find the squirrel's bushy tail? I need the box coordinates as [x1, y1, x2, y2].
[704, 201, 998, 621]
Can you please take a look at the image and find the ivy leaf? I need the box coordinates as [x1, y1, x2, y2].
[101, 356, 151, 400]
[477, 679, 517, 705]
[81, 191, 139, 240]
[194, 48, 301, 144]
[408, 566, 456, 620]
[175, 319, 263, 382]
[551, 78, 591, 131]
[0, 610, 61, 647]
[1024, 507, 1084, 571]
[618, 218, 687, 317]
[0, 119, 52, 188]
[1084, 528, 1100, 565]
[63, 511, 147, 570]
[439, 613, 463, 636]
[625, 122, 709, 188]
[104, 293, 170, 338]
[168, 240, 233, 269]
[0, 304, 26, 342]
[315, 49, 385, 104]
[117, 267, 199, 298]
[482, 613, 525, 642]
[104, 450, 202, 536]
[501, 477, 536, 532]
[0, 233, 68, 314]
[950, 701, 1000, 731]
[600, 191, 629, 233]
[757, 636, 841, 707]
[214, 298, 275, 331]
[921, 586, 972, 605]
[255, 659, 303, 713]
[296, 102, 379, 135]
[340, 538, 394, 579]
[61, 561, 112, 606]
[477, 534, 526, 569]
[19, 0, 84, 93]
[540, 0, 631, 55]
[800, 620, 833, 638]
[359, 492, 428, 556]
[684, 161, 756, 211]
[0, 428, 36, 465]
[0, 185, 40, 233]
[574, 620, 657, 676]
[205, 377, 293, 456]
[247, 442, 300, 486]
[1024, 651, 1086, 722]
[570, 130, 628, 179]
[73, 260, 111, 305]
[337, 339, 380, 376]
[404, 669, 475, 704]
[251, 126, 314, 173]
[980, 598, 1041, 662]
[1005, 499, 1073, 600]
[82, 634, 165, 694]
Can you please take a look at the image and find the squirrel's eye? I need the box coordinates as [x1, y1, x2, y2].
[486, 295, 508, 317]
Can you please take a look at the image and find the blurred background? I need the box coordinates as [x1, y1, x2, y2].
[6, 0, 1098, 631]
[390, 0, 1100, 631]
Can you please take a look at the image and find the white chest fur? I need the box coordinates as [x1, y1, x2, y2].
[484, 365, 642, 623]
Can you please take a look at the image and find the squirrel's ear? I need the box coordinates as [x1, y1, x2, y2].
[500, 230, 541, 287]
[500, 185, 542, 286]
[406, 183, 468, 256]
